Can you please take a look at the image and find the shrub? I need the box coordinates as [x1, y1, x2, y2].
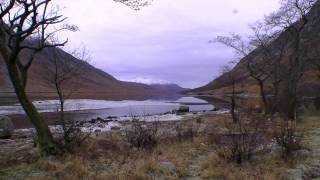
[124, 120, 159, 150]
[175, 121, 199, 142]
[57, 120, 91, 153]
[274, 118, 303, 160]
[211, 114, 270, 164]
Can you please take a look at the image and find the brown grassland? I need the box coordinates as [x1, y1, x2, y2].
[0, 111, 319, 180]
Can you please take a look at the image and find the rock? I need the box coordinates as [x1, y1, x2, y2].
[286, 169, 304, 180]
[111, 126, 121, 131]
[0, 116, 14, 139]
[98, 124, 105, 128]
[212, 107, 220, 111]
[97, 117, 106, 122]
[94, 129, 101, 133]
[176, 106, 189, 115]
[293, 149, 311, 158]
[90, 119, 96, 124]
[158, 161, 176, 175]
[107, 116, 118, 120]
[179, 106, 189, 112]
[105, 120, 113, 123]
[77, 121, 84, 126]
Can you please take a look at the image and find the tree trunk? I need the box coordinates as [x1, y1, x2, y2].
[288, 94, 297, 120]
[58, 92, 69, 142]
[258, 80, 269, 114]
[231, 83, 238, 123]
[6, 62, 59, 156]
[271, 79, 280, 114]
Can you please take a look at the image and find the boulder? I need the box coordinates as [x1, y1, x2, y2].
[0, 116, 14, 139]
[212, 107, 220, 111]
[176, 106, 189, 114]
[96, 117, 104, 122]
[90, 119, 96, 124]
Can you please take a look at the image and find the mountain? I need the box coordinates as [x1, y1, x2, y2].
[149, 84, 188, 94]
[0, 47, 184, 100]
[189, 0, 320, 98]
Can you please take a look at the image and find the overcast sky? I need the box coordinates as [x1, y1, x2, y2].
[55, 0, 280, 88]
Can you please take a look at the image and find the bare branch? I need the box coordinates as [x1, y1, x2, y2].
[0, 0, 78, 154]
[113, 0, 153, 10]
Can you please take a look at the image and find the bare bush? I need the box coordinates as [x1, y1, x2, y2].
[212, 112, 270, 164]
[274, 118, 303, 160]
[175, 120, 200, 142]
[57, 121, 91, 153]
[124, 120, 159, 150]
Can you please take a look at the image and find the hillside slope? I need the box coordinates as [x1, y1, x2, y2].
[0, 47, 184, 100]
[189, 0, 320, 98]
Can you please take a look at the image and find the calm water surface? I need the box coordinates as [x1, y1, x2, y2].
[0, 96, 214, 117]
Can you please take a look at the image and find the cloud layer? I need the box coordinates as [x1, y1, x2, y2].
[56, 0, 280, 88]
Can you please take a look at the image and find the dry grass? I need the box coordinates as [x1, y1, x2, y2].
[299, 110, 320, 130]
[201, 152, 290, 180]
[1, 112, 319, 180]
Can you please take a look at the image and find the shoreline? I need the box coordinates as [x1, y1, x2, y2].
[0, 96, 229, 129]
[10, 110, 229, 131]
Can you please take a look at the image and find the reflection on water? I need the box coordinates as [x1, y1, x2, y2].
[0, 97, 215, 116]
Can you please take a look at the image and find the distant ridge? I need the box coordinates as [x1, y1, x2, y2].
[0, 47, 185, 100]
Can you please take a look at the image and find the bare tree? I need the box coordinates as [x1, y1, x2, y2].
[0, 0, 77, 156]
[0, 0, 152, 156]
[213, 0, 317, 117]
[43, 46, 90, 151]
[264, 0, 316, 120]
[249, 22, 290, 114]
[214, 34, 274, 114]
[220, 62, 240, 123]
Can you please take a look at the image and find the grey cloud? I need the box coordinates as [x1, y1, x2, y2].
[56, 0, 280, 88]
